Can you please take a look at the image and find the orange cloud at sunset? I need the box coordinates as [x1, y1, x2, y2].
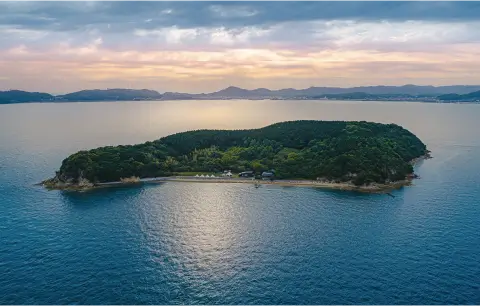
[1, 2, 480, 93]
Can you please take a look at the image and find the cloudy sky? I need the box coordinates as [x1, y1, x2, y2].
[1, 1, 480, 94]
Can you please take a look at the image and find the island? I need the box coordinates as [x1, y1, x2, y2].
[42, 120, 430, 192]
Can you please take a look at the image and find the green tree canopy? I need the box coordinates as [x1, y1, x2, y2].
[53, 120, 427, 186]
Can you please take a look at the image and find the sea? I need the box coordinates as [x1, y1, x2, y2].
[0, 100, 479, 304]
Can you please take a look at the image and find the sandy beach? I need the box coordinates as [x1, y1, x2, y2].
[41, 153, 433, 193]
[41, 175, 413, 194]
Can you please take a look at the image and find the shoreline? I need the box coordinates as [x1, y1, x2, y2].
[5, 99, 480, 106]
[151, 177, 413, 193]
[41, 154, 431, 194]
[41, 176, 414, 194]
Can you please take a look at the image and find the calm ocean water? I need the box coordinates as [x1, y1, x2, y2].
[0, 100, 479, 304]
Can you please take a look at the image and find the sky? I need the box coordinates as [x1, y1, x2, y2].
[1, 1, 480, 94]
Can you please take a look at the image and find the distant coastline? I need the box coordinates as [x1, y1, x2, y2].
[3, 98, 480, 105]
[41, 176, 413, 194]
[2, 85, 480, 104]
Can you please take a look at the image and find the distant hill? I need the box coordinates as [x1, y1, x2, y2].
[199, 85, 480, 98]
[4, 85, 480, 104]
[310, 92, 439, 101]
[437, 90, 480, 102]
[165, 85, 480, 99]
[313, 92, 409, 99]
[161, 92, 195, 100]
[208, 86, 257, 97]
[0, 90, 53, 104]
[57, 89, 162, 101]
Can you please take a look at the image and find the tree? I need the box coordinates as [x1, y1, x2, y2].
[54, 120, 427, 185]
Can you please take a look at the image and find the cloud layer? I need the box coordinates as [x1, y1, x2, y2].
[1, 2, 479, 93]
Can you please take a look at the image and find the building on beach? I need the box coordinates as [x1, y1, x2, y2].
[261, 170, 275, 180]
[239, 171, 254, 178]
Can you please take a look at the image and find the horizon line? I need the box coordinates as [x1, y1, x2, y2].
[4, 83, 480, 96]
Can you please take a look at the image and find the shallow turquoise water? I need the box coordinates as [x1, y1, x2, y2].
[1, 100, 479, 304]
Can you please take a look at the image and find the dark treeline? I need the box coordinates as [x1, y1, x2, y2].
[0, 90, 53, 104]
[58, 89, 162, 101]
[310, 92, 436, 100]
[3, 88, 480, 104]
[437, 90, 480, 102]
[55, 120, 427, 186]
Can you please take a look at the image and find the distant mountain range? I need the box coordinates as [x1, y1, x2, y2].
[191, 85, 480, 98]
[2, 85, 480, 104]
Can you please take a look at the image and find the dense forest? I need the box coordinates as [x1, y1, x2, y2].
[50, 121, 427, 186]
[0, 90, 53, 104]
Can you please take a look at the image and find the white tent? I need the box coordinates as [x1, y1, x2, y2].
[200, 174, 205, 178]
[195, 174, 199, 177]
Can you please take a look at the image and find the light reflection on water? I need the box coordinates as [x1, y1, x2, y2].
[2, 100, 480, 153]
[0, 100, 480, 304]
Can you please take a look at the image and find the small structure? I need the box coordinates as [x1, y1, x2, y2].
[223, 170, 233, 177]
[239, 171, 254, 178]
[195, 174, 199, 177]
[261, 170, 275, 180]
[200, 174, 205, 178]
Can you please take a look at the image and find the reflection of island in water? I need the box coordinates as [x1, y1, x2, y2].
[44, 120, 429, 193]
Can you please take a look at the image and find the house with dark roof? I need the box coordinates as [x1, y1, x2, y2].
[239, 171, 254, 178]
[261, 170, 275, 180]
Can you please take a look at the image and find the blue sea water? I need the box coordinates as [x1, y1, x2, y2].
[0, 100, 479, 304]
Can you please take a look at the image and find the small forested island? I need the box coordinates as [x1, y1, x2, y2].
[43, 120, 429, 192]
